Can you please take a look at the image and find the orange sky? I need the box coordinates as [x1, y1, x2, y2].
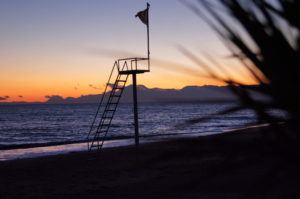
[0, 0, 258, 103]
[1, 55, 257, 102]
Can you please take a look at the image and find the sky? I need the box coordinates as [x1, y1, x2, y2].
[0, 0, 257, 102]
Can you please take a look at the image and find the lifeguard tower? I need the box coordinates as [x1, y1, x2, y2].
[87, 3, 150, 150]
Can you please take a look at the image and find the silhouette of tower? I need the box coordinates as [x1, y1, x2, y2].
[88, 3, 151, 151]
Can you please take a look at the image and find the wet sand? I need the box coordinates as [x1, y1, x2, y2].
[1, 124, 300, 199]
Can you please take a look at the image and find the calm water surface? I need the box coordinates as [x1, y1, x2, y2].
[0, 103, 285, 160]
[0, 103, 257, 147]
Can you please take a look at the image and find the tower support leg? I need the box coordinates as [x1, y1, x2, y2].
[132, 73, 139, 148]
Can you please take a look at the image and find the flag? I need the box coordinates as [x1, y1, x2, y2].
[135, 3, 149, 25]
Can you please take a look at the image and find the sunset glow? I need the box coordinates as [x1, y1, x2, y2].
[0, 0, 256, 103]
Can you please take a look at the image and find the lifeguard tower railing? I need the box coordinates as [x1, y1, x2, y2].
[117, 57, 150, 74]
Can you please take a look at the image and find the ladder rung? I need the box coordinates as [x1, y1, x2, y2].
[105, 109, 115, 112]
[94, 134, 105, 137]
[98, 124, 110, 128]
[96, 130, 107, 133]
[107, 102, 118, 105]
[102, 116, 113, 119]
[88, 72, 127, 151]
[91, 139, 102, 142]
[94, 135, 104, 138]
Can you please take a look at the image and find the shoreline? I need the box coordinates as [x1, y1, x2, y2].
[1, 127, 230, 151]
[0, 123, 284, 161]
[0, 138, 136, 161]
[1, 124, 299, 198]
[0, 131, 224, 161]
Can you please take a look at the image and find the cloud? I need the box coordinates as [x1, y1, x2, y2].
[18, 95, 23, 98]
[0, 96, 10, 100]
[89, 84, 101, 90]
[45, 95, 62, 99]
[45, 95, 65, 103]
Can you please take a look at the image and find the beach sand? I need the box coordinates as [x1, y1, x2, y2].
[1, 124, 300, 199]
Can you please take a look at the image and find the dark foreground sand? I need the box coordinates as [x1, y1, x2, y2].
[1, 124, 300, 199]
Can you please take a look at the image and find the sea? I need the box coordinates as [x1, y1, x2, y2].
[0, 103, 286, 161]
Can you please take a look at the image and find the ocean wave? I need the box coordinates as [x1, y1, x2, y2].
[0, 103, 287, 151]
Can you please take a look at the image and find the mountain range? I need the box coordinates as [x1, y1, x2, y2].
[44, 85, 269, 104]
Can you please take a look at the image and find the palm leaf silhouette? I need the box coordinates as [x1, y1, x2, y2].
[178, 0, 300, 128]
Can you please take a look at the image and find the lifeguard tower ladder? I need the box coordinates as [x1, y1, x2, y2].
[87, 3, 151, 151]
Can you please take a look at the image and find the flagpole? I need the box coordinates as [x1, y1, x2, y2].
[147, 3, 150, 71]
